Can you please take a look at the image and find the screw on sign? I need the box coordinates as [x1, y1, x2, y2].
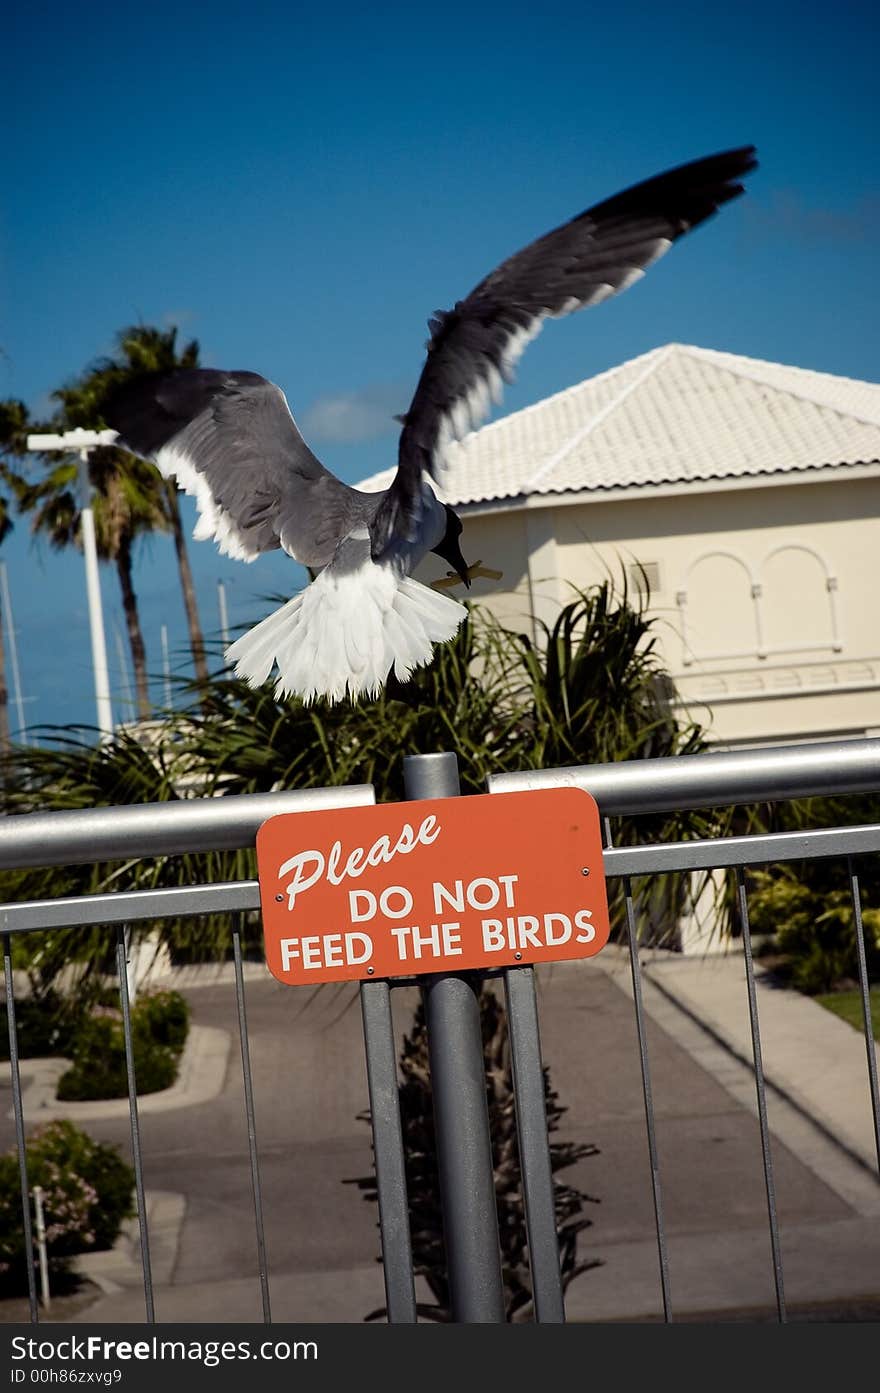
[256, 789, 610, 985]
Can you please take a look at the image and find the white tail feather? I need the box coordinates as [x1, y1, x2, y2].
[226, 561, 467, 704]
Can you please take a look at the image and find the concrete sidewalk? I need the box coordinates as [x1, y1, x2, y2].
[563, 947, 880, 1320]
[635, 949, 880, 1183]
[18, 948, 878, 1324]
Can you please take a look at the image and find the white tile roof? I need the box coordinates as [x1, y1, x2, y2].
[356, 343, 880, 506]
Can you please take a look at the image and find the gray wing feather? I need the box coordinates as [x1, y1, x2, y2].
[370, 145, 757, 557]
[105, 368, 370, 567]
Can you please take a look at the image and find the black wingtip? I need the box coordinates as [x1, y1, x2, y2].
[587, 143, 760, 231]
[101, 371, 173, 456]
[103, 367, 250, 457]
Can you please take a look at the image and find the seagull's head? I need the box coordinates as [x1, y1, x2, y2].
[431, 504, 471, 589]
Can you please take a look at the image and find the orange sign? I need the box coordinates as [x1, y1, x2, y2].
[256, 789, 609, 986]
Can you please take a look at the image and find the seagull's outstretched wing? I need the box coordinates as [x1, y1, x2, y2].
[104, 368, 363, 567]
[371, 144, 757, 557]
[104, 367, 467, 704]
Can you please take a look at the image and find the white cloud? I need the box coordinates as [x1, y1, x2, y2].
[161, 308, 198, 329]
[744, 191, 878, 246]
[302, 381, 409, 445]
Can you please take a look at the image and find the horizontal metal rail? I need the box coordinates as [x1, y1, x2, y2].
[4, 821, 879, 936]
[5, 738, 874, 875]
[603, 821, 880, 877]
[488, 737, 880, 814]
[3, 739, 879, 1329]
[0, 881, 262, 933]
[0, 783, 375, 869]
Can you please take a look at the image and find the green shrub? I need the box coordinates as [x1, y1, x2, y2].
[0, 1121, 134, 1297]
[0, 992, 78, 1063]
[747, 869, 880, 995]
[57, 990, 189, 1101]
[131, 988, 190, 1051]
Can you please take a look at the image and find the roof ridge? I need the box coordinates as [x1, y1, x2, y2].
[680, 345, 880, 428]
[455, 341, 665, 444]
[355, 344, 880, 500]
[524, 345, 673, 491]
[349, 345, 668, 493]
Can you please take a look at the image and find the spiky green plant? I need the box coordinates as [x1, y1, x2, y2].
[0, 580, 727, 991]
[347, 987, 601, 1322]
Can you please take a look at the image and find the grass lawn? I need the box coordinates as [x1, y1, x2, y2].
[814, 987, 880, 1042]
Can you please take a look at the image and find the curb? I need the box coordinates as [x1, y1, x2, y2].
[74, 1191, 186, 1296]
[1, 1025, 231, 1123]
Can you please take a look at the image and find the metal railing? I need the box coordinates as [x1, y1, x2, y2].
[1, 739, 879, 1325]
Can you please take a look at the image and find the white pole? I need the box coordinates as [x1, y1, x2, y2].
[32, 1185, 50, 1312]
[113, 624, 134, 716]
[217, 580, 229, 647]
[26, 431, 115, 739]
[0, 562, 28, 743]
[161, 624, 172, 708]
[78, 455, 114, 737]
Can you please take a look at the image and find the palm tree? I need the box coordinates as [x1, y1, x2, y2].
[18, 437, 167, 720]
[18, 325, 209, 721]
[0, 400, 29, 755]
[98, 327, 208, 690]
[5, 361, 168, 720]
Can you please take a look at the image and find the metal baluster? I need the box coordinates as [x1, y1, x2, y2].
[115, 924, 155, 1322]
[3, 936, 38, 1322]
[503, 964, 565, 1322]
[622, 875, 673, 1323]
[604, 812, 672, 1322]
[846, 858, 880, 1175]
[232, 919, 272, 1322]
[735, 868, 786, 1322]
[360, 979, 417, 1322]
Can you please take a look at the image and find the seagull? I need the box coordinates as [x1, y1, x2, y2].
[104, 145, 757, 705]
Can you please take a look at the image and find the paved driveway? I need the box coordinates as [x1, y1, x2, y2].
[3, 954, 879, 1323]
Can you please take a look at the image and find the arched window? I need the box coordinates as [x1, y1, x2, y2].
[760, 545, 840, 656]
[676, 550, 760, 665]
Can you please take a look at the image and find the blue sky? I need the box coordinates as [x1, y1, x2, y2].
[2, 0, 877, 735]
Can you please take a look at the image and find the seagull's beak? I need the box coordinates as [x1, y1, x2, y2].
[431, 532, 471, 589]
[431, 505, 472, 589]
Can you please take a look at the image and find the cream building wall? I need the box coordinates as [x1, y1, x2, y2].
[421, 468, 880, 749]
[368, 344, 880, 751]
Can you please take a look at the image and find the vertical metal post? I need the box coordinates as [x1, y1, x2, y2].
[846, 859, 880, 1175]
[217, 581, 230, 647]
[77, 454, 114, 737]
[113, 626, 134, 718]
[622, 876, 672, 1321]
[0, 562, 28, 743]
[3, 939, 38, 1322]
[32, 1186, 50, 1312]
[231, 922, 272, 1323]
[604, 814, 672, 1320]
[360, 979, 417, 1322]
[503, 965, 565, 1321]
[736, 868, 786, 1323]
[115, 925, 155, 1321]
[403, 752, 505, 1323]
[160, 625, 172, 710]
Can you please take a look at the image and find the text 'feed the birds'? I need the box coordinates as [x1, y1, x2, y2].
[102, 146, 757, 706]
